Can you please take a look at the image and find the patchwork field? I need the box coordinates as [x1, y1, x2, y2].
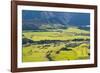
[22, 27, 90, 62]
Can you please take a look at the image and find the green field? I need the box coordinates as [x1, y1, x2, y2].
[22, 27, 90, 62]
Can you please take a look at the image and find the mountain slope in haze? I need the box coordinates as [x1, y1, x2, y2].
[22, 10, 90, 30]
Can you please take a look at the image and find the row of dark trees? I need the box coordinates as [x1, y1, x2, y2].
[22, 38, 90, 45]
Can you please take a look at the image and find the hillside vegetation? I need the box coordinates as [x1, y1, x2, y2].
[22, 27, 90, 62]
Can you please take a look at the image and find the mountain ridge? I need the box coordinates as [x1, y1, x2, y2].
[22, 10, 90, 30]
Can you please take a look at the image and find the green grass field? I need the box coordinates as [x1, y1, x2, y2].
[22, 27, 90, 62]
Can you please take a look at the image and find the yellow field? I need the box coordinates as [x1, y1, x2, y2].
[23, 28, 89, 41]
[22, 27, 90, 62]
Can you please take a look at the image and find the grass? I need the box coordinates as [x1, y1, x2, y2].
[22, 27, 90, 62]
[23, 28, 89, 41]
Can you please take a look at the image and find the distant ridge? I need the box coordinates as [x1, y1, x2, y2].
[22, 10, 90, 30]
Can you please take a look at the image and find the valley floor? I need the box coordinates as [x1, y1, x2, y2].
[22, 28, 90, 62]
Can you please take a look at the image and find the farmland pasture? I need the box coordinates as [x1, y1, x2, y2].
[22, 27, 90, 62]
